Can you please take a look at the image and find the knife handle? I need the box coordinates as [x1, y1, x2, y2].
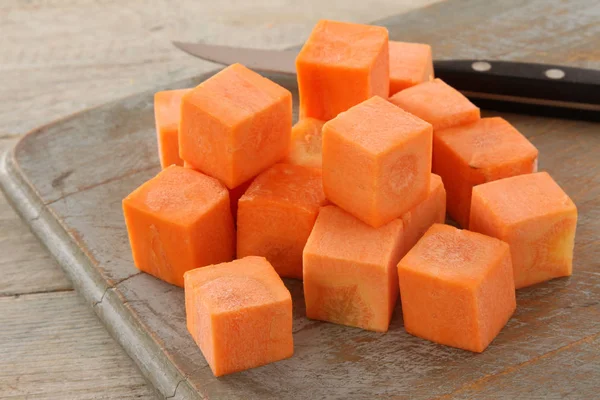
[433, 60, 600, 120]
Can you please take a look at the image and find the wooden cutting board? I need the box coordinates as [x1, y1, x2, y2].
[1, 0, 599, 398]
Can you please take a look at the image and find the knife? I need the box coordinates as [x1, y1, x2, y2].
[173, 41, 600, 121]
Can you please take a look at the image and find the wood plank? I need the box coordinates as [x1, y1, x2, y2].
[0, 291, 156, 399]
[380, 0, 600, 66]
[0, 186, 71, 296]
[0, 0, 440, 136]
[446, 333, 600, 399]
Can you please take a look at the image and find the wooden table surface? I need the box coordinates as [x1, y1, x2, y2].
[0, 1, 438, 398]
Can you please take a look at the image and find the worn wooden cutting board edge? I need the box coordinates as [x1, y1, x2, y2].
[1, 1, 600, 399]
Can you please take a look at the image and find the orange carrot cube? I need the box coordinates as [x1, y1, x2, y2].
[389, 78, 480, 130]
[154, 88, 191, 168]
[285, 118, 325, 169]
[184, 256, 293, 376]
[388, 41, 434, 96]
[398, 224, 516, 352]
[303, 205, 404, 332]
[433, 117, 538, 227]
[179, 63, 292, 189]
[400, 173, 446, 253]
[470, 172, 577, 289]
[296, 20, 389, 121]
[183, 161, 252, 223]
[322, 96, 432, 228]
[122, 165, 235, 287]
[237, 163, 328, 279]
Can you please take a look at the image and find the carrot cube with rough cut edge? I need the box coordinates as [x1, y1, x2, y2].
[179, 63, 292, 189]
[389, 41, 434, 96]
[433, 117, 538, 228]
[389, 78, 480, 130]
[401, 173, 446, 254]
[285, 118, 325, 169]
[183, 161, 252, 224]
[122, 165, 235, 287]
[184, 256, 293, 377]
[296, 20, 389, 121]
[470, 172, 577, 289]
[237, 163, 328, 279]
[154, 88, 191, 168]
[398, 223, 516, 352]
[303, 205, 405, 332]
[322, 95, 432, 228]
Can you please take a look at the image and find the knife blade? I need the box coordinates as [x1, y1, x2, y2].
[173, 41, 600, 121]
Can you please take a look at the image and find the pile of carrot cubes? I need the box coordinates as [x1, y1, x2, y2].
[123, 20, 577, 376]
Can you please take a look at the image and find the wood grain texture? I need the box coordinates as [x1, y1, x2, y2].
[446, 333, 600, 399]
[0, 291, 156, 399]
[1, 0, 599, 399]
[0, 0, 440, 136]
[0, 138, 72, 296]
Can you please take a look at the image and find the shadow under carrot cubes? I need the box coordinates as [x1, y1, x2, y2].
[389, 78, 480, 130]
[388, 41, 434, 96]
[470, 172, 577, 289]
[397, 224, 516, 352]
[179, 63, 292, 189]
[303, 205, 405, 332]
[237, 163, 328, 279]
[154, 88, 191, 168]
[122, 165, 235, 287]
[322, 96, 432, 228]
[184, 256, 293, 377]
[285, 118, 325, 169]
[296, 20, 389, 121]
[433, 117, 538, 227]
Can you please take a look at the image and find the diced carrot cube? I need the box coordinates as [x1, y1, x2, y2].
[179, 63, 292, 189]
[303, 205, 404, 332]
[389, 78, 480, 130]
[470, 172, 577, 289]
[285, 118, 325, 169]
[237, 163, 328, 279]
[122, 166, 235, 287]
[388, 41, 434, 96]
[154, 88, 191, 168]
[184, 256, 293, 376]
[401, 173, 446, 254]
[296, 20, 389, 121]
[398, 224, 516, 352]
[183, 161, 252, 223]
[322, 96, 432, 228]
[433, 117, 538, 227]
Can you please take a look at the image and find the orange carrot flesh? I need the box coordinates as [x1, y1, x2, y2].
[322, 96, 432, 228]
[303, 205, 404, 332]
[184, 256, 293, 376]
[154, 89, 191, 168]
[397, 224, 516, 352]
[237, 163, 328, 279]
[388, 41, 434, 96]
[400, 173, 446, 254]
[285, 118, 325, 169]
[122, 165, 235, 287]
[179, 63, 292, 189]
[389, 78, 480, 130]
[470, 172, 577, 289]
[296, 20, 389, 121]
[184, 161, 252, 224]
[433, 117, 538, 227]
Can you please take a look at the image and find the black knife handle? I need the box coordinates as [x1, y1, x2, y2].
[433, 60, 600, 120]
